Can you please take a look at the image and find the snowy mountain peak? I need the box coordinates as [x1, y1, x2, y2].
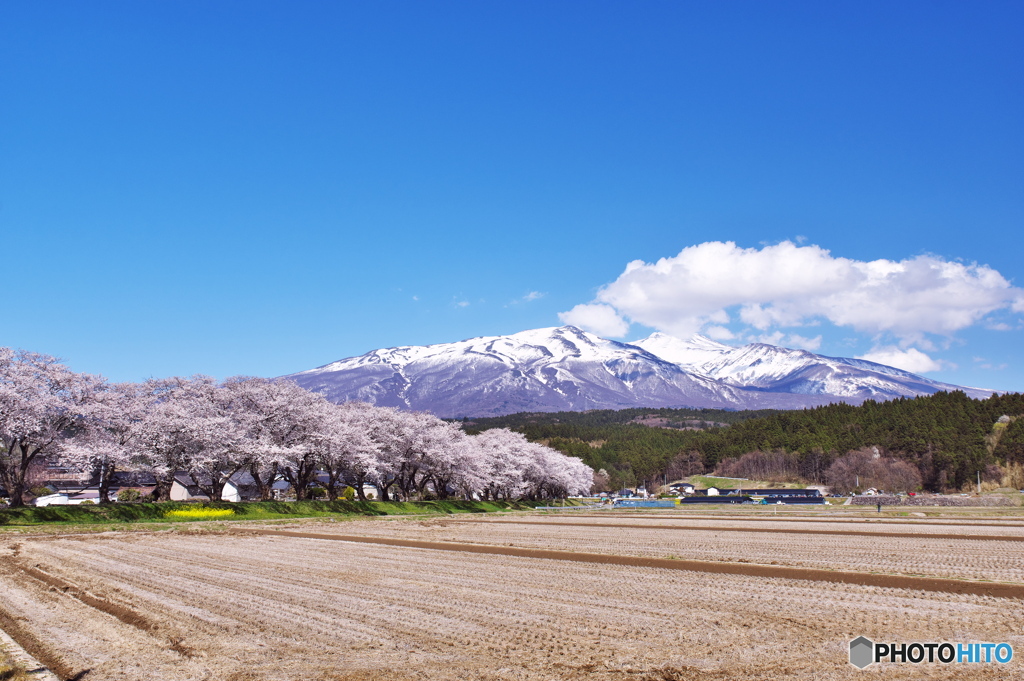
[632, 331, 993, 401]
[631, 332, 733, 368]
[283, 326, 996, 417]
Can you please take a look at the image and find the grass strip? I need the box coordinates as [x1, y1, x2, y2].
[0, 499, 564, 527]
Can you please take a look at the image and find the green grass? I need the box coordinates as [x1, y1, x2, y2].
[0, 499, 564, 528]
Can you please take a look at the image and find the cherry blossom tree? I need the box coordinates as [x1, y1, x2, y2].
[313, 401, 381, 501]
[407, 417, 481, 500]
[269, 384, 333, 501]
[471, 428, 534, 501]
[59, 381, 149, 504]
[222, 377, 327, 500]
[361, 406, 408, 501]
[520, 444, 593, 499]
[466, 427, 592, 501]
[0, 348, 105, 507]
[133, 376, 243, 501]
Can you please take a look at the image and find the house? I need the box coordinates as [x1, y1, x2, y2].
[679, 495, 751, 504]
[760, 495, 825, 505]
[719, 488, 823, 498]
[169, 471, 261, 502]
[43, 470, 159, 504]
[669, 482, 696, 495]
[35, 490, 100, 506]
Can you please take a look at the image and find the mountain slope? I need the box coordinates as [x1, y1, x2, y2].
[287, 326, 760, 416]
[283, 326, 952, 416]
[631, 332, 995, 400]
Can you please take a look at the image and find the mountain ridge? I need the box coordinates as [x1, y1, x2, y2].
[283, 326, 997, 417]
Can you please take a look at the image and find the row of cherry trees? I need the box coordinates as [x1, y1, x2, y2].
[0, 349, 593, 507]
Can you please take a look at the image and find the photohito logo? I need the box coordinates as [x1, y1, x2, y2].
[849, 636, 1013, 669]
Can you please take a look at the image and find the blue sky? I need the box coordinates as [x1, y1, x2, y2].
[2, 1, 1022, 391]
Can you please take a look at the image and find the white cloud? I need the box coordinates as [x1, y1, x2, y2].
[856, 347, 944, 373]
[558, 303, 629, 337]
[455, 300, 470, 308]
[752, 331, 786, 345]
[569, 240, 1023, 342]
[748, 331, 820, 350]
[786, 334, 822, 351]
[509, 291, 546, 306]
[705, 325, 734, 340]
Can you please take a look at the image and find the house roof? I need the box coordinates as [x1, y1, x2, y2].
[718, 489, 822, 496]
[173, 470, 257, 487]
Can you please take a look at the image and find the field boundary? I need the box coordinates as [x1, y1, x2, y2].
[236, 528, 1024, 599]
[555, 513, 1024, 527]
[0, 499, 559, 527]
[455, 519, 1024, 542]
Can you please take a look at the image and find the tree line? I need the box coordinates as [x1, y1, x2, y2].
[0, 348, 593, 508]
[467, 391, 1024, 492]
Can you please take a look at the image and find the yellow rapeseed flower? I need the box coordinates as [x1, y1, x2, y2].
[164, 508, 235, 519]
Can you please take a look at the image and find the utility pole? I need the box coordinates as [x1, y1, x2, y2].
[978, 471, 981, 495]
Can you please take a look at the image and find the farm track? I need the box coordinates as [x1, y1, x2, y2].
[237, 528, 1024, 598]
[446, 519, 1024, 542]
[1, 518, 1023, 679]
[266, 516, 1024, 583]
[542, 512, 1024, 527]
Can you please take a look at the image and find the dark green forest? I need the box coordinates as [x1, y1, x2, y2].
[463, 392, 1024, 492]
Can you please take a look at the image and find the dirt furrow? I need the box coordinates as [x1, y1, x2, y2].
[455, 518, 1024, 541]
[237, 528, 1024, 598]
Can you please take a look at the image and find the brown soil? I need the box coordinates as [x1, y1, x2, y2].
[237, 528, 1024, 598]
[0, 604, 76, 680]
[447, 519, 1024, 542]
[1, 516, 1023, 680]
[17, 563, 161, 633]
[555, 513, 1024, 527]
[257, 515, 1024, 583]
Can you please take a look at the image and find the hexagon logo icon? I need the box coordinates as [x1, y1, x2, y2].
[849, 636, 874, 669]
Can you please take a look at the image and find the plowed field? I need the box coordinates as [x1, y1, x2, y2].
[1, 513, 1022, 680]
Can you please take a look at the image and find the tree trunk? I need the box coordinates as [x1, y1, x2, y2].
[325, 468, 343, 501]
[1, 442, 37, 508]
[433, 476, 448, 500]
[190, 466, 239, 502]
[98, 460, 114, 505]
[250, 461, 279, 501]
[152, 474, 174, 502]
[376, 472, 398, 501]
[416, 475, 432, 500]
[5, 479, 27, 508]
[284, 456, 317, 501]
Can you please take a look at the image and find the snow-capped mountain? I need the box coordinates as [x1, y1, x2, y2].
[631, 332, 995, 400]
[283, 326, 989, 417]
[285, 326, 759, 416]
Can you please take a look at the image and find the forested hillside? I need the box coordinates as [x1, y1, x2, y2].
[464, 392, 1024, 493]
